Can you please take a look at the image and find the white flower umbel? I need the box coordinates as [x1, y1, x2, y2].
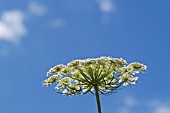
[43, 56, 147, 113]
[43, 56, 147, 95]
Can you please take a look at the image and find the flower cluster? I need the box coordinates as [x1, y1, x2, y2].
[43, 56, 147, 95]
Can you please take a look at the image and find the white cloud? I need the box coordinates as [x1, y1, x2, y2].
[148, 100, 170, 113]
[0, 2, 46, 44]
[0, 10, 27, 43]
[154, 106, 170, 113]
[28, 2, 46, 16]
[97, 0, 114, 14]
[96, 0, 114, 23]
[116, 96, 170, 113]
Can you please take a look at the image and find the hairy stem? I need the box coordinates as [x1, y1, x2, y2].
[94, 85, 102, 113]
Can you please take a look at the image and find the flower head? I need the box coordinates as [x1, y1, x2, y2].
[43, 56, 147, 95]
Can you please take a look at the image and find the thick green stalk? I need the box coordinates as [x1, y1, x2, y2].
[94, 85, 102, 113]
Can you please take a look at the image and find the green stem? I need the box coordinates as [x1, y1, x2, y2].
[94, 85, 102, 113]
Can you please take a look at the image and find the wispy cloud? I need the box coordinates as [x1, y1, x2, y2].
[148, 100, 170, 113]
[123, 96, 137, 107]
[97, 0, 113, 14]
[118, 107, 130, 113]
[154, 106, 170, 113]
[117, 96, 170, 113]
[96, 0, 114, 23]
[28, 2, 46, 16]
[48, 19, 65, 28]
[118, 96, 137, 113]
[0, 10, 27, 43]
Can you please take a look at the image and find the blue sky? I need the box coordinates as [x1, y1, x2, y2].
[0, 0, 170, 113]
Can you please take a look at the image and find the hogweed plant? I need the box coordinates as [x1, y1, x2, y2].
[43, 56, 147, 113]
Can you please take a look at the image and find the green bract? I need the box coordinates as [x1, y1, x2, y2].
[43, 56, 147, 95]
